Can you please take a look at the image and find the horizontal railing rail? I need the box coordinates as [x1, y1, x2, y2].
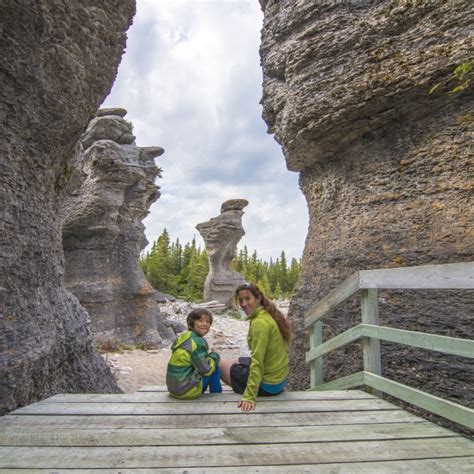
[305, 262, 474, 430]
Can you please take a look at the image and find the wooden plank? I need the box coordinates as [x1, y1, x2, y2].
[0, 409, 422, 430]
[1, 438, 473, 469]
[310, 320, 324, 386]
[139, 385, 234, 392]
[305, 325, 362, 363]
[13, 457, 466, 474]
[361, 289, 382, 397]
[10, 398, 397, 416]
[364, 372, 474, 429]
[310, 371, 365, 391]
[43, 390, 377, 404]
[2, 457, 474, 473]
[358, 262, 474, 289]
[361, 324, 474, 358]
[0, 422, 456, 447]
[304, 272, 360, 328]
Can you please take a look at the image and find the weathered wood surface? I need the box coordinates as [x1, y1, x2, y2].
[365, 372, 474, 430]
[1, 458, 473, 473]
[362, 323, 474, 358]
[305, 323, 473, 362]
[304, 261, 474, 328]
[0, 422, 456, 447]
[0, 409, 422, 429]
[44, 389, 376, 403]
[1, 438, 473, 469]
[0, 388, 472, 471]
[358, 261, 474, 289]
[305, 272, 359, 327]
[11, 397, 395, 415]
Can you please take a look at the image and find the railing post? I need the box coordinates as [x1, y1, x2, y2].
[310, 321, 324, 388]
[361, 289, 382, 396]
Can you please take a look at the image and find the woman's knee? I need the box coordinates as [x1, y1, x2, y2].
[219, 359, 238, 384]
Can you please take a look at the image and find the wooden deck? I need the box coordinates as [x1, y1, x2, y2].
[0, 386, 473, 472]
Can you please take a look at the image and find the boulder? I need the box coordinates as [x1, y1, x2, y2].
[0, 1, 136, 414]
[62, 110, 173, 346]
[196, 200, 249, 306]
[259, 0, 473, 414]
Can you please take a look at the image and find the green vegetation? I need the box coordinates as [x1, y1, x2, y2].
[450, 59, 473, 94]
[233, 247, 301, 299]
[140, 229, 301, 302]
[429, 59, 473, 95]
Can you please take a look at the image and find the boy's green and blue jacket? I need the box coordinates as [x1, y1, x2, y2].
[166, 330, 220, 399]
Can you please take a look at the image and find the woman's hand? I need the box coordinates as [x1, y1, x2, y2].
[238, 400, 256, 412]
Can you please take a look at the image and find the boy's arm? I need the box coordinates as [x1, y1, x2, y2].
[190, 338, 220, 376]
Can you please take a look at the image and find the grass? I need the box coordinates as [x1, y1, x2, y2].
[96, 337, 155, 354]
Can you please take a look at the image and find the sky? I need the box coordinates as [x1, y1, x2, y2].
[102, 0, 309, 261]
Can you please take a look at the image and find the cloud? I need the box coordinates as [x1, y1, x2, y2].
[103, 0, 308, 261]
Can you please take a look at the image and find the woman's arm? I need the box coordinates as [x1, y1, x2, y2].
[241, 319, 269, 404]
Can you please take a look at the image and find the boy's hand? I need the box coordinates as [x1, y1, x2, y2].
[238, 400, 255, 412]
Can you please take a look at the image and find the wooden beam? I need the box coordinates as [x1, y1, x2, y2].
[306, 325, 362, 363]
[1, 438, 473, 469]
[358, 262, 474, 289]
[363, 372, 474, 430]
[0, 422, 453, 447]
[308, 372, 365, 392]
[45, 390, 376, 404]
[361, 324, 474, 358]
[309, 321, 324, 387]
[11, 398, 397, 416]
[361, 289, 382, 397]
[305, 273, 360, 328]
[0, 409, 420, 430]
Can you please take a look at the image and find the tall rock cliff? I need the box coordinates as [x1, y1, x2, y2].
[62, 108, 173, 346]
[0, 1, 136, 413]
[259, 0, 473, 412]
[197, 200, 248, 306]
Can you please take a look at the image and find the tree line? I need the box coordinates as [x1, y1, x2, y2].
[140, 229, 301, 302]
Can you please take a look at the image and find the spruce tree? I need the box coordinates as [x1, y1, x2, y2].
[141, 230, 301, 301]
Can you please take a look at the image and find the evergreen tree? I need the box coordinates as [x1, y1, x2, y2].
[141, 230, 301, 301]
[279, 251, 288, 293]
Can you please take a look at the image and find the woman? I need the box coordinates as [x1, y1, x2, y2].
[220, 283, 291, 411]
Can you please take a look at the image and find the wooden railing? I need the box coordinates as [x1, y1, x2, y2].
[305, 262, 474, 429]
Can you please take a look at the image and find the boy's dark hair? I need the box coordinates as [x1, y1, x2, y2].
[187, 309, 213, 330]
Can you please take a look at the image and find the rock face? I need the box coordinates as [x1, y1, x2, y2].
[0, 1, 136, 414]
[62, 110, 173, 346]
[259, 0, 473, 414]
[196, 200, 249, 306]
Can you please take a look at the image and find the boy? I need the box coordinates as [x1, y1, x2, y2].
[166, 309, 222, 399]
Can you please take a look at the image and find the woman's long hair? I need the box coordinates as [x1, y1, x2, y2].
[235, 283, 292, 345]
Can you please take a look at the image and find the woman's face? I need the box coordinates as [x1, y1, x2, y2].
[237, 289, 261, 316]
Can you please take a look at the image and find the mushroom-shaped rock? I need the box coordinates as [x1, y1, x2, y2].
[196, 200, 249, 307]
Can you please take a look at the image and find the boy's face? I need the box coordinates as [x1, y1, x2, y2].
[192, 315, 211, 337]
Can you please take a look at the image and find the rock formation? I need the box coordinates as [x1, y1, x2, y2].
[259, 0, 473, 412]
[0, 1, 136, 414]
[196, 200, 249, 306]
[62, 109, 173, 347]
